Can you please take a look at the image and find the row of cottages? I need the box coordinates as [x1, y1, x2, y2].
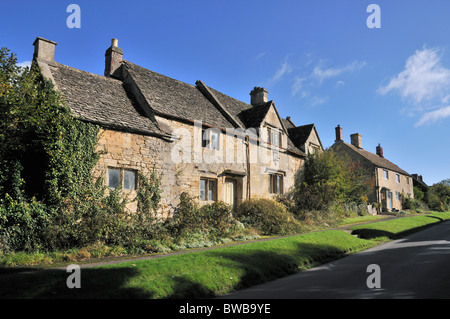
[32, 37, 323, 217]
[331, 125, 414, 212]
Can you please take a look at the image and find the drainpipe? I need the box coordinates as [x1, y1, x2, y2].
[375, 167, 380, 214]
[245, 136, 251, 200]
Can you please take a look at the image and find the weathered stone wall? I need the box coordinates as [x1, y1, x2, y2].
[93, 128, 177, 218]
[93, 115, 304, 216]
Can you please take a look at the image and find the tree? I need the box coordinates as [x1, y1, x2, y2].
[427, 179, 450, 212]
[0, 47, 99, 205]
[293, 149, 373, 215]
[0, 47, 102, 250]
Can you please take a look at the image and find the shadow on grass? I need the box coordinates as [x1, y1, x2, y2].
[163, 242, 355, 299]
[0, 266, 153, 299]
[0, 241, 367, 299]
[351, 216, 448, 241]
[4, 217, 448, 299]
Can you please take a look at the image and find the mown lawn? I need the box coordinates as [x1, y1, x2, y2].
[0, 211, 449, 299]
[350, 211, 450, 241]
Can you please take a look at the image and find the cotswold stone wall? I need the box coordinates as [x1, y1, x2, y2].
[93, 117, 304, 217]
[93, 128, 177, 218]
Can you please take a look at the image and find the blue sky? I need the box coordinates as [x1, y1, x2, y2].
[1, 0, 449, 185]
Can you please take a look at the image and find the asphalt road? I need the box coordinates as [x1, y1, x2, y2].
[219, 220, 450, 299]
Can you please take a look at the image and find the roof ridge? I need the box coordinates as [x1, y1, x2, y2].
[124, 60, 197, 89]
[340, 141, 410, 176]
[54, 62, 124, 83]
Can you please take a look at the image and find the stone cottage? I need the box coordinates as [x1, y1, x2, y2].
[32, 36, 323, 216]
[330, 125, 414, 212]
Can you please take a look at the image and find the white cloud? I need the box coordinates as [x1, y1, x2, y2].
[311, 61, 366, 83]
[291, 76, 307, 97]
[268, 55, 292, 85]
[310, 96, 328, 106]
[379, 47, 450, 127]
[254, 52, 266, 60]
[378, 48, 450, 104]
[415, 105, 450, 127]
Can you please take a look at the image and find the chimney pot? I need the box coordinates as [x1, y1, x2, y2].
[250, 87, 268, 106]
[335, 125, 343, 142]
[376, 143, 384, 158]
[350, 133, 362, 149]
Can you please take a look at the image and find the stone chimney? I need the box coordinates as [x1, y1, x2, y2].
[286, 116, 295, 127]
[335, 125, 343, 142]
[376, 143, 384, 158]
[350, 133, 362, 149]
[105, 38, 123, 78]
[250, 87, 268, 106]
[33, 37, 57, 64]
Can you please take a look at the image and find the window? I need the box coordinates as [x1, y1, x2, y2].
[271, 131, 280, 147]
[108, 168, 137, 190]
[266, 127, 281, 147]
[123, 170, 137, 190]
[108, 168, 121, 189]
[383, 170, 389, 180]
[395, 191, 400, 201]
[396, 174, 400, 183]
[200, 178, 217, 201]
[269, 173, 284, 194]
[210, 131, 220, 150]
[202, 128, 220, 150]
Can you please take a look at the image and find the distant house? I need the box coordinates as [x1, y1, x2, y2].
[32, 36, 323, 216]
[411, 174, 428, 194]
[330, 125, 414, 212]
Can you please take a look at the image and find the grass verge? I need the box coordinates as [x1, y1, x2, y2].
[350, 211, 450, 241]
[0, 211, 449, 299]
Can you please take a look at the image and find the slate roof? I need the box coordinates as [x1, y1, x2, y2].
[49, 62, 165, 137]
[47, 55, 308, 156]
[333, 141, 411, 176]
[288, 124, 315, 151]
[123, 61, 236, 129]
[238, 102, 273, 129]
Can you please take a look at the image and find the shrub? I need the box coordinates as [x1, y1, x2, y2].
[199, 201, 234, 237]
[0, 194, 50, 252]
[293, 150, 373, 215]
[236, 198, 303, 236]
